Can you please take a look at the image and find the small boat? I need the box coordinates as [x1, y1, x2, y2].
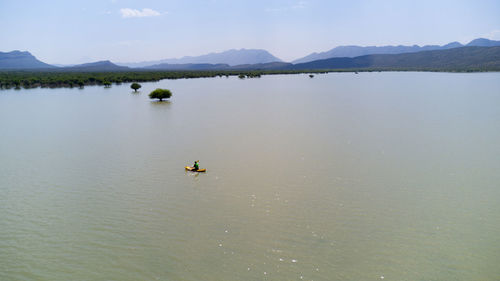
[185, 166, 206, 172]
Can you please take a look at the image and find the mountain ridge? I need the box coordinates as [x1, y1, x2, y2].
[0, 50, 56, 69]
[144, 63, 231, 71]
[292, 38, 500, 64]
[1, 38, 500, 71]
[117, 46, 500, 71]
[117, 49, 283, 68]
[63, 60, 129, 71]
[288, 46, 500, 71]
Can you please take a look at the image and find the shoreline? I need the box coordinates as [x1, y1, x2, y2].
[1, 69, 499, 90]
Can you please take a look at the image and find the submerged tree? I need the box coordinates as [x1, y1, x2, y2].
[149, 88, 172, 101]
[131, 82, 141, 92]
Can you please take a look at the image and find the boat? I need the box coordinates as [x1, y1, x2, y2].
[185, 166, 206, 172]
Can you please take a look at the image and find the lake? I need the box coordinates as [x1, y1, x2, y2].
[1, 72, 499, 280]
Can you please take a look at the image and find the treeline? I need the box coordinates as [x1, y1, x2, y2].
[0, 67, 492, 90]
[0, 70, 330, 89]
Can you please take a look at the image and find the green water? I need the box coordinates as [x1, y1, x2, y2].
[1, 72, 499, 280]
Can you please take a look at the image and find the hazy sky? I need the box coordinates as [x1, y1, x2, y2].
[1, 0, 499, 64]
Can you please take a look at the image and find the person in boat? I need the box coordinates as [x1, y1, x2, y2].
[193, 160, 200, 171]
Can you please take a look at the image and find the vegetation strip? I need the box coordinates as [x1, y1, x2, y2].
[0, 67, 496, 90]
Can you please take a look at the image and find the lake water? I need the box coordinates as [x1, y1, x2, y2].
[1, 72, 499, 280]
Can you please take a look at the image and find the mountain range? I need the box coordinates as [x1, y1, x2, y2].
[116, 49, 282, 68]
[292, 38, 500, 63]
[289, 46, 500, 71]
[1, 38, 499, 71]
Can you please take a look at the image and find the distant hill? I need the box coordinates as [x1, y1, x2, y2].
[292, 38, 500, 64]
[64, 60, 129, 71]
[143, 61, 293, 71]
[0, 51, 56, 69]
[230, 62, 293, 70]
[118, 49, 283, 67]
[289, 46, 500, 71]
[144, 63, 231, 70]
[466, 38, 500, 47]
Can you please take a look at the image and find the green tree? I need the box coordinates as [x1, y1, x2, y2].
[149, 88, 172, 101]
[131, 82, 141, 92]
[103, 81, 112, 88]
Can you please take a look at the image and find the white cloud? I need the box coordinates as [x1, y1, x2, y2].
[120, 8, 161, 18]
[484, 30, 500, 40]
[292, 1, 307, 9]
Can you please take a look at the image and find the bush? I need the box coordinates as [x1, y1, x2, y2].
[131, 82, 141, 92]
[149, 88, 172, 101]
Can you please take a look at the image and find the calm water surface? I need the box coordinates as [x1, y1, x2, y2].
[1, 72, 499, 280]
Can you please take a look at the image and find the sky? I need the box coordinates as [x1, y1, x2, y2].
[1, 0, 499, 64]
